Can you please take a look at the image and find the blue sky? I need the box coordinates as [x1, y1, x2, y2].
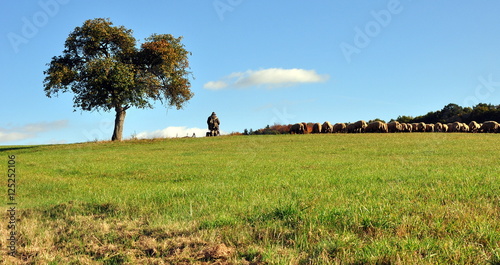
[2, 0, 500, 145]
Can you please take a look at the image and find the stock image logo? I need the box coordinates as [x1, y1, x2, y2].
[463, 74, 500, 107]
[7, 0, 70, 54]
[213, 0, 244, 21]
[339, 0, 403, 63]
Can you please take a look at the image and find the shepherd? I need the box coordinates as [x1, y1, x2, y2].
[207, 112, 220, 136]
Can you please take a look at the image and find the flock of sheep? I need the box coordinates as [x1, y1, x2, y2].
[289, 120, 500, 134]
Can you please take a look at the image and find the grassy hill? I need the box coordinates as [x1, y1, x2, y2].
[1, 134, 499, 264]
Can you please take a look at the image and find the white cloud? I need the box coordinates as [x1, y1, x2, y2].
[0, 132, 33, 142]
[135, 126, 224, 139]
[203, 68, 329, 90]
[22, 120, 69, 133]
[204, 80, 229, 90]
[0, 120, 69, 143]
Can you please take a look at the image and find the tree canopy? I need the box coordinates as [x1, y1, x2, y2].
[245, 103, 500, 135]
[43, 18, 193, 141]
[396, 103, 500, 124]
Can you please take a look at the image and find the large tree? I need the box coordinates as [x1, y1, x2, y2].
[44, 18, 193, 141]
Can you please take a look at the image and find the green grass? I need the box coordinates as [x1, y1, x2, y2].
[1, 134, 499, 264]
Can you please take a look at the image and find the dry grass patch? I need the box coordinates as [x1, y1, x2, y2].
[0, 201, 248, 265]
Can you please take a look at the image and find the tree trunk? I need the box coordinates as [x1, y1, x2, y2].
[111, 106, 127, 141]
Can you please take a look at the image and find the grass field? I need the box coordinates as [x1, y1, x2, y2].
[1, 133, 499, 264]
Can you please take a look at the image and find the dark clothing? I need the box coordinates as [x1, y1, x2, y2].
[207, 114, 220, 131]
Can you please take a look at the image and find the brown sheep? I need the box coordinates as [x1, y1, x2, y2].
[387, 121, 402, 133]
[346, 123, 356, 133]
[302, 122, 309, 133]
[417, 122, 426, 132]
[289, 123, 305, 134]
[333, 123, 347, 133]
[469, 121, 480, 133]
[461, 123, 469, 132]
[352, 120, 367, 133]
[449, 121, 462, 132]
[434, 122, 443, 132]
[312, 123, 322, 133]
[365, 121, 388, 133]
[408, 123, 414, 132]
[403, 123, 412, 132]
[321, 121, 333, 133]
[480, 121, 500, 133]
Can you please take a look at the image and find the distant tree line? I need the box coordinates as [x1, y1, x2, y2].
[243, 103, 500, 135]
[396, 103, 500, 124]
[243, 124, 295, 135]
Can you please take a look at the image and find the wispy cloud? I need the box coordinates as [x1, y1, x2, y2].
[0, 120, 69, 143]
[0, 132, 31, 142]
[204, 68, 329, 90]
[135, 126, 224, 139]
